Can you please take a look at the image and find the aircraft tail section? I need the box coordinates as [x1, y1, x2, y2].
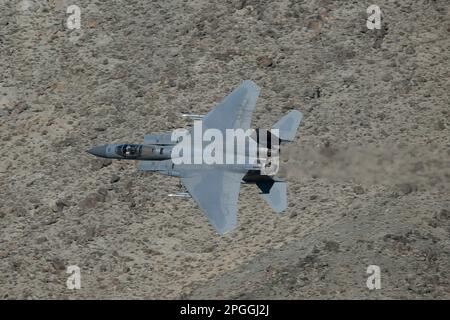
[256, 180, 287, 213]
[272, 110, 303, 142]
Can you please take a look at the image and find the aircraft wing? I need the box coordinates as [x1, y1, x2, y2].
[202, 80, 261, 132]
[180, 168, 245, 235]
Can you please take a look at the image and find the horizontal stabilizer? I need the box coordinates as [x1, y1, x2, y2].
[272, 110, 303, 142]
[256, 180, 287, 213]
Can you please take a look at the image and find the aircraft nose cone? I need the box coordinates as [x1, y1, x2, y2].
[87, 145, 107, 157]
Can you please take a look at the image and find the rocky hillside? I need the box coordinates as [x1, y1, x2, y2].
[0, 0, 449, 299]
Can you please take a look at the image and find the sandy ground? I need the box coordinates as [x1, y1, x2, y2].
[0, 0, 449, 299]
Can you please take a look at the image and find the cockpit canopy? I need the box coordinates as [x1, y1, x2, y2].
[115, 144, 142, 158]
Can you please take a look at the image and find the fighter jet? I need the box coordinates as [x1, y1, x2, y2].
[87, 80, 302, 235]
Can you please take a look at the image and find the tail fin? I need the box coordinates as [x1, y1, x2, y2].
[256, 180, 287, 213]
[272, 110, 303, 142]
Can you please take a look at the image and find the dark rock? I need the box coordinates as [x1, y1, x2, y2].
[42, 217, 58, 225]
[58, 137, 78, 147]
[383, 233, 410, 244]
[168, 79, 177, 87]
[436, 209, 449, 220]
[101, 159, 112, 168]
[50, 257, 65, 271]
[256, 56, 273, 68]
[411, 161, 424, 173]
[234, 0, 247, 10]
[382, 73, 393, 82]
[91, 158, 113, 171]
[78, 191, 107, 209]
[323, 240, 340, 252]
[51, 199, 69, 212]
[177, 82, 188, 90]
[395, 182, 417, 195]
[203, 244, 217, 253]
[302, 88, 320, 99]
[94, 126, 106, 131]
[425, 217, 438, 228]
[425, 247, 438, 263]
[405, 47, 416, 55]
[98, 188, 108, 196]
[319, 140, 337, 157]
[15, 103, 29, 114]
[435, 120, 446, 131]
[110, 175, 120, 183]
[372, 24, 389, 49]
[353, 185, 365, 195]
[0, 108, 10, 117]
[83, 226, 96, 241]
[36, 236, 47, 244]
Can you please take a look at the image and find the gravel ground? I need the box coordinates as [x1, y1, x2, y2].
[0, 0, 449, 299]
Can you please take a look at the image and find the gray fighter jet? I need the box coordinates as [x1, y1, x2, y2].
[87, 80, 302, 235]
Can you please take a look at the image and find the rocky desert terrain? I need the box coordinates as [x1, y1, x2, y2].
[0, 0, 449, 299]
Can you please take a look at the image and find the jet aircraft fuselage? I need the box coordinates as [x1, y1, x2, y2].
[87, 80, 303, 234]
[88, 143, 173, 161]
